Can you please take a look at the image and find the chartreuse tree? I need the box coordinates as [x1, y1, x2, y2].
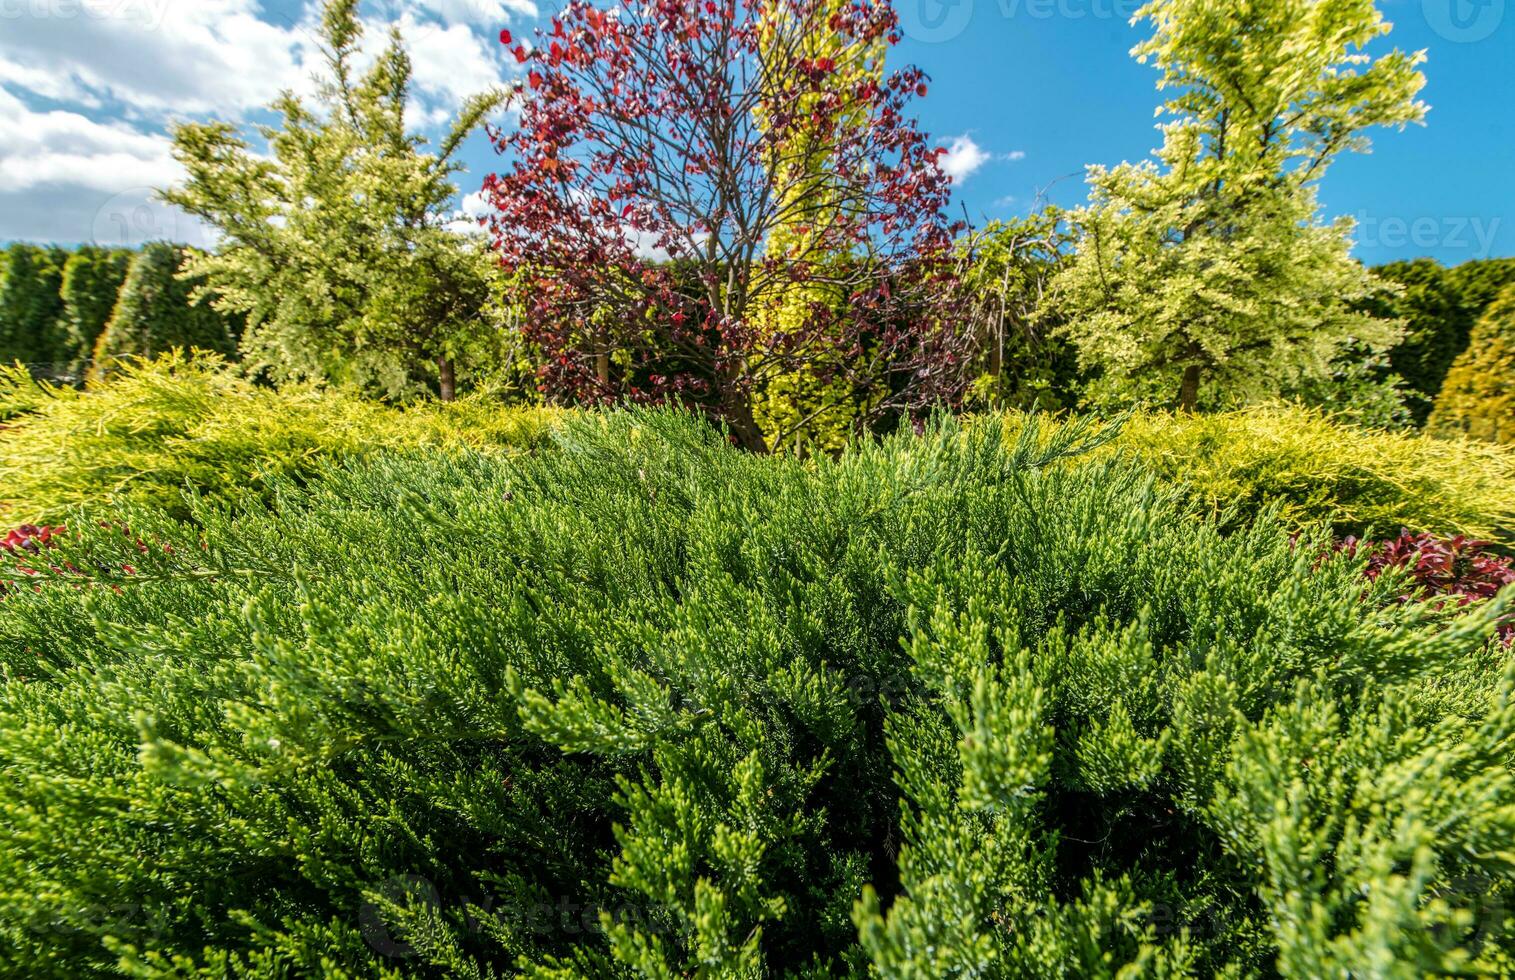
[1, 409, 1512, 976]
[1430, 285, 1515, 444]
[750, 0, 888, 453]
[161, 0, 507, 401]
[1052, 0, 1426, 410]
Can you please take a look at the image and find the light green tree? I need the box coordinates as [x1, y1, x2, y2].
[1052, 0, 1427, 410]
[160, 0, 509, 400]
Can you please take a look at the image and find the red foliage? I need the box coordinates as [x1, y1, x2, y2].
[1, 524, 63, 556]
[1338, 530, 1515, 643]
[1, 524, 65, 593]
[483, 0, 971, 450]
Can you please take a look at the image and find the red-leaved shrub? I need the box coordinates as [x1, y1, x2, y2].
[1339, 530, 1515, 643]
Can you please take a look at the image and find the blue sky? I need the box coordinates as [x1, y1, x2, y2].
[1, 0, 1509, 265]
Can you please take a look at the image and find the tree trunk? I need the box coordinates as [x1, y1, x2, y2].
[595, 352, 610, 387]
[437, 355, 456, 402]
[1177, 364, 1201, 413]
[723, 394, 770, 453]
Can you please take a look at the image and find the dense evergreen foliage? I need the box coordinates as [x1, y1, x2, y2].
[163, 0, 508, 401]
[1086, 406, 1515, 543]
[57, 247, 133, 377]
[1429, 286, 1515, 445]
[0, 410, 1511, 976]
[0, 243, 67, 369]
[91, 244, 242, 375]
[1362, 257, 1515, 422]
[0, 354, 558, 523]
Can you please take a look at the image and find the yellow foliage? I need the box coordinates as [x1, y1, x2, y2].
[1428, 286, 1515, 445]
[0, 352, 560, 523]
[1004, 404, 1515, 542]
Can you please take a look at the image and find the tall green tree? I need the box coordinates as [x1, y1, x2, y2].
[956, 208, 1084, 412]
[1051, 0, 1426, 410]
[57, 246, 133, 376]
[92, 243, 239, 374]
[161, 0, 508, 401]
[0, 244, 67, 369]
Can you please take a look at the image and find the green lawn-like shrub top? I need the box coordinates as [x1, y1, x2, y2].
[1065, 404, 1515, 544]
[0, 353, 560, 522]
[1, 410, 1511, 976]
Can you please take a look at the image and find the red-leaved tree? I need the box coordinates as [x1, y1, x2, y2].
[483, 0, 968, 451]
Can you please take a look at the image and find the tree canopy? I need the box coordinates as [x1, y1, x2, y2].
[1051, 0, 1426, 410]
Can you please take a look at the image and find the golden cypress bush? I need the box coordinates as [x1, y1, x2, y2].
[0, 352, 560, 523]
[1430, 285, 1515, 446]
[1016, 404, 1515, 543]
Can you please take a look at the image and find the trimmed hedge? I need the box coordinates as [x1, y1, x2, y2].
[0, 353, 559, 523]
[0, 410, 1511, 976]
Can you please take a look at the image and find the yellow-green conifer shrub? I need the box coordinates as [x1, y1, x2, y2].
[0, 352, 559, 522]
[1429, 285, 1515, 445]
[1006, 404, 1515, 543]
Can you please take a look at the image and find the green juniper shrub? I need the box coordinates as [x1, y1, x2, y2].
[0, 409, 1511, 977]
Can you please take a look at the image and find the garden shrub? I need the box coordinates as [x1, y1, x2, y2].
[1336, 529, 1515, 643]
[0, 409, 1511, 976]
[1429, 285, 1515, 446]
[0, 353, 560, 523]
[1054, 404, 1515, 544]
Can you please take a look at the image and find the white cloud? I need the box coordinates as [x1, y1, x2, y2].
[939, 135, 991, 183]
[386, 10, 513, 120]
[0, 0, 314, 120]
[0, 86, 216, 245]
[0, 88, 179, 192]
[1006, 150, 1026, 161]
[0, 0, 526, 242]
[407, 0, 539, 25]
[446, 188, 493, 235]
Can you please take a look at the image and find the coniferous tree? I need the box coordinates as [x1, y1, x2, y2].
[0, 243, 67, 369]
[1051, 0, 1426, 410]
[57, 246, 133, 376]
[161, 0, 507, 401]
[1429, 285, 1515, 444]
[92, 243, 239, 374]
